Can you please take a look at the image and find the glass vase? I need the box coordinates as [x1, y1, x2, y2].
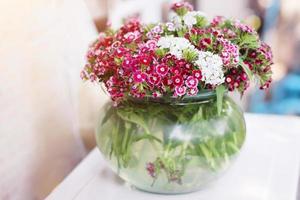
[96, 92, 246, 194]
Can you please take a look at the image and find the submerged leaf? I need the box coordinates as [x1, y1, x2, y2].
[216, 85, 226, 115]
[116, 109, 150, 134]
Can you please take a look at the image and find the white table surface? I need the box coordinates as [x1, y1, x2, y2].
[46, 114, 300, 200]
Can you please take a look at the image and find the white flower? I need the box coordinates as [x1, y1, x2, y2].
[157, 37, 197, 59]
[157, 36, 173, 48]
[170, 12, 183, 30]
[196, 52, 225, 86]
[166, 22, 175, 31]
[183, 11, 207, 29]
[157, 36, 225, 86]
[170, 48, 183, 58]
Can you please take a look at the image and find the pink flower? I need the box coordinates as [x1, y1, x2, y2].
[124, 31, 141, 43]
[225, 76, 233, 83]
[166, 22, 175, 31]
[89, 73, 97, 82]
[192, 70, 202, 80]
[146, 162, 156, 178]
[145, 40, 157, 50]
[234, 20, 255, 34]
[188, 87, 198, 96]
[185, 63, 192, 69]
[124, 32, 136, 43]
[80, 70, 88, 80]
[175, 86, 187, 96]
[155, 64, 169, 76]
[133, 71, 147, 83]
[185, 76, 198, 88]
[172, 75, 184, 86]
[152, 25, 163, 34]
[211, 16, 224, 26]
[148, 73, 161, 85]
[171, 2, 193, 12]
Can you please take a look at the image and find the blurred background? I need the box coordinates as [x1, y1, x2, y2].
[0, 0, 299, 199]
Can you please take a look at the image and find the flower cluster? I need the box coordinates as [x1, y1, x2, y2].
[81, 1, 273, 102]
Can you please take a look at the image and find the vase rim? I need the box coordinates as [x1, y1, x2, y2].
[126, 90, 219, 105]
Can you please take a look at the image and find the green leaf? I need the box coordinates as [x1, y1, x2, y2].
[183, 49, 198, 62]
[155, 48, 167, 58]
[134, 134, 162, 143]
[239, 33, 259, 48]
[114, 57, 122, 65]
[227, 142, 240, 153]
[239, 59, 254, 81]
[101, 107, 114, 125]
[116, 109, 150, 134]
[216, 85, 226, 115]
[195, 16, 208, 28]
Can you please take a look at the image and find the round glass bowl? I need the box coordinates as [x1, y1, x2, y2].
[96, 93, 246, 194]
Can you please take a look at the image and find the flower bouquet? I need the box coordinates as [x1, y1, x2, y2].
[81, 1, 273, 194]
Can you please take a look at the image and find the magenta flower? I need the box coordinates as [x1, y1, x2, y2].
[133, 71, 147, 83]
[152, 91, 162, 98]
[139, 54, 152, 65]
[156, 64, 169, 76]
[175, 86, 187, 96]
[172, 75, 184, 86]
[185, 76, 198, 88]
[240, 73, 247, 81]
[122, 57, 132, 68]
[171, 67, 181, 75]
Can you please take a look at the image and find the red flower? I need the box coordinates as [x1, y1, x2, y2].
[192, 70, 202, 80]
[199, 38, 212, 48]
[148, 73, 161, 85]
[172, 75, 184, 86]
[171, 67, 181, 75]
[155, 64, 169, 76]
[162, 77, 173, 86]
[133, 71, 147, 83]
